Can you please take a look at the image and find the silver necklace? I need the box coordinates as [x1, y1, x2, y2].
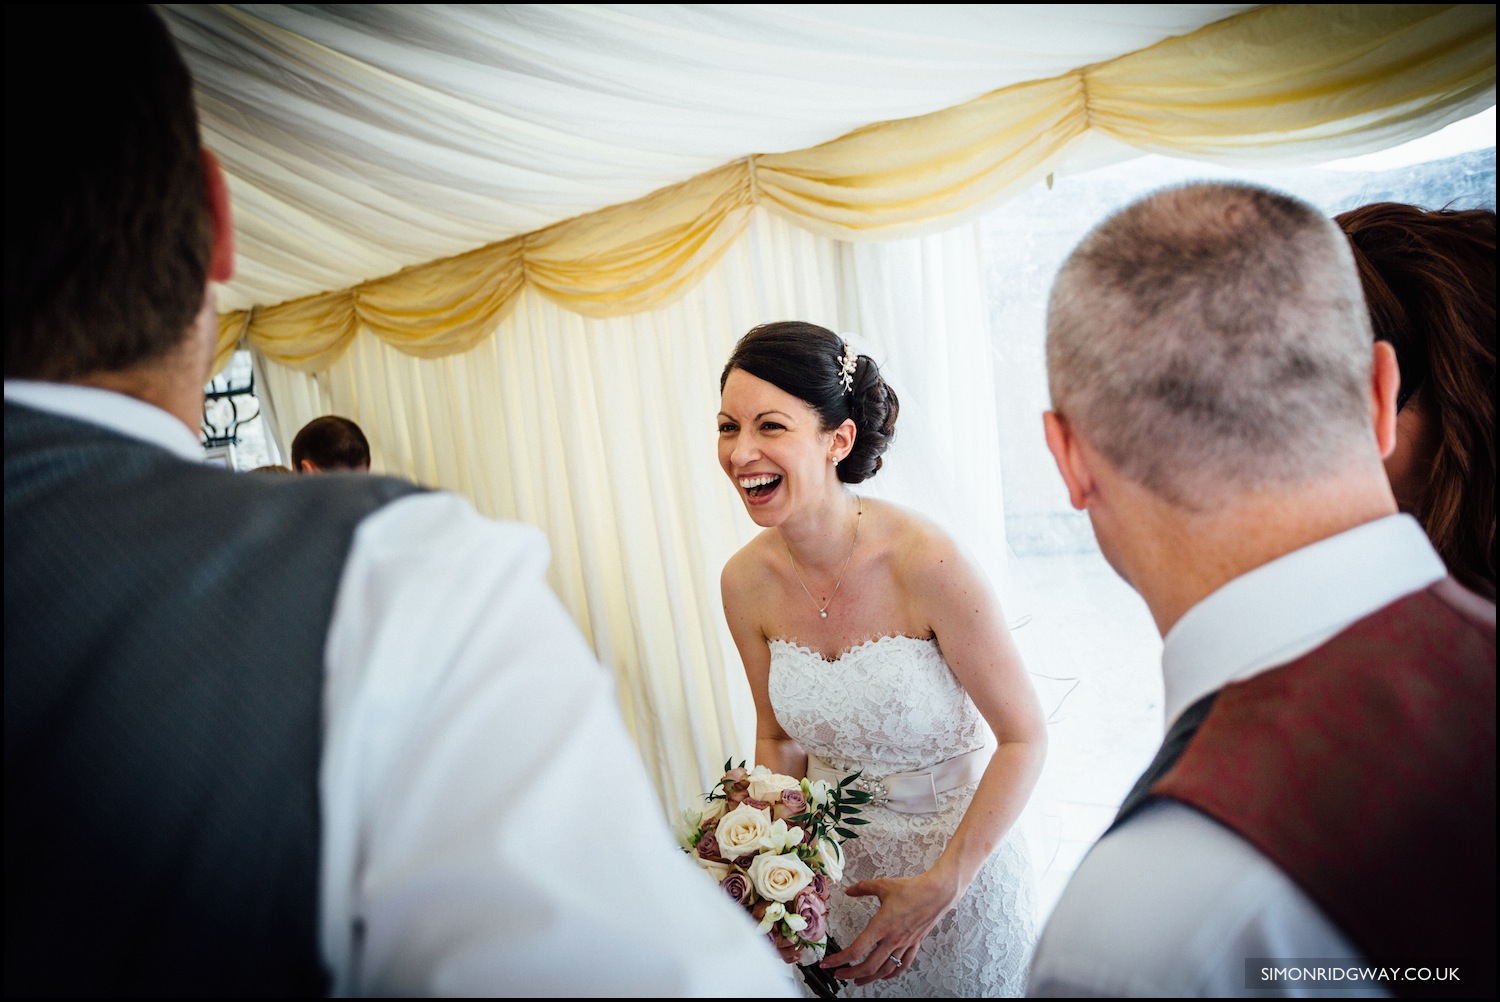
[781, 497, 861, 619]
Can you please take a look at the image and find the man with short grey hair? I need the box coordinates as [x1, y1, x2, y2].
[1027, 183, 1494, 997]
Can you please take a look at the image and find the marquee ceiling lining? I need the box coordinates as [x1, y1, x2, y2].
[161, 4, 1263, 314]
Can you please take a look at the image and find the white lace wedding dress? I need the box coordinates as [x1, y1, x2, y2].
[768, 634, 1036, 998]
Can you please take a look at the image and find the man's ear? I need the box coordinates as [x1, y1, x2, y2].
[201, 148, 235, 283]
[1043, 410, 1094, 511]
[1370, 340, 1400, 459]
[298, 459, 319, 474]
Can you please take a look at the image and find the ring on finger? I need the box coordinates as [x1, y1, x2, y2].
[889, 954, 902, 968]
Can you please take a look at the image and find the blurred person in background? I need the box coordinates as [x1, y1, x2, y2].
[1336, 201, 1495, 600]
[291, 414, 372, 473]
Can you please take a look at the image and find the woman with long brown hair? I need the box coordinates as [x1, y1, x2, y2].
[1336, 202, 1496, 600]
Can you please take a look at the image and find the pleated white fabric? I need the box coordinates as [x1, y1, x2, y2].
[162, 3, 1260, 312]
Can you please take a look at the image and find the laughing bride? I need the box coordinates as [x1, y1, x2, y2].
[716, 321, 1045, 997]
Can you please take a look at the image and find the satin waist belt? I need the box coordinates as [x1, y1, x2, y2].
[805, 745, 992, 815]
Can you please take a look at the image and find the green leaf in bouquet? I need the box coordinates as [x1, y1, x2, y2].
[835, 826, 858, 839]
[837, 770, 863, 789]
[843, 816, 871, 825]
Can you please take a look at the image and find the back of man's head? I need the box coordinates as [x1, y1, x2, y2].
[291, 416, 372, 473]
[4, 5, 212, 382]
[1046, 182, 1375, 509]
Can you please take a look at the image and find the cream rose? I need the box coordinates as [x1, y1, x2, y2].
[748, 851, 815, 903]
[715, 803, 774, 858]
[814, 837, 844, 883]
[748, 768, 803, 804]
[695, 857, 732, 884]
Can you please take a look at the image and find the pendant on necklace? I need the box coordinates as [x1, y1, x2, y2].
[819, 610, 828, 619]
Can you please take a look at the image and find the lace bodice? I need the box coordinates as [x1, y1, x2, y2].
[766, 634, 1035, 998]
[767, 634, 992, 777]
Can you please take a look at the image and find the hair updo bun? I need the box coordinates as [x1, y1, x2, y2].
[720, 320, 899, 484]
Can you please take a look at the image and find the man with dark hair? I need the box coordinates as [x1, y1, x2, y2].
[3, 7, 792, 996]
[1026, 183, 1495, 996]
[292, 414, 372, 473]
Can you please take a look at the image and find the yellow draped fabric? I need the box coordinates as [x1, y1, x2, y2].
[216, 3, 1495, 374]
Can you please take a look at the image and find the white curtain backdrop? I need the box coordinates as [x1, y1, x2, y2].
[258, 209, 1005, 818]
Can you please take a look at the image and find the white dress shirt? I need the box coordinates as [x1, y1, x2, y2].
[1027, 515, 1446, 998]
[5, 380, 796, 998]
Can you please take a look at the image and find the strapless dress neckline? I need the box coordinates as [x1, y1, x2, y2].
[767, 632, 937, 665]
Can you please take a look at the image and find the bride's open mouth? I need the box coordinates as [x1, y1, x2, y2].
[738, 473, 782, 501]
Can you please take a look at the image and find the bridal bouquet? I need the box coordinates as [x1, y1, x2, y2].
[678, 760, 872, 998]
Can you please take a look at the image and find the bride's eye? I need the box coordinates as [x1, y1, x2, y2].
[761, 422, 784, 431]
[718, 422, 738, 434]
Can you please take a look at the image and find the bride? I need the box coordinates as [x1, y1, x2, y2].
[717, 321, 1046, 997]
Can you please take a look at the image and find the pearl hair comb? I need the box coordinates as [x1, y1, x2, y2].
[838, 337, 858, 393]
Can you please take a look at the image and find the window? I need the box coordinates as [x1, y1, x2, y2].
[200, 350, 281, 471]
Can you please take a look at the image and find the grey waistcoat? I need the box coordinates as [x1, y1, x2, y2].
[4, 401, 422, 996]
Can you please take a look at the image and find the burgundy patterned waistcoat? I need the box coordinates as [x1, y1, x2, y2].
[1119, 578, 1495, 997]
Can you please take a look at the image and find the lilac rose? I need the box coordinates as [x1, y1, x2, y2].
[696, 832, 726, 863]
[772, 786, 808, 823]
[721, 871, 753, 905]
[794, 887, 828, 943]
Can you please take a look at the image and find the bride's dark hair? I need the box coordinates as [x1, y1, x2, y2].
[720, 321, 899, 483]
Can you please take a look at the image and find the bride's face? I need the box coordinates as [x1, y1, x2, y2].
[718, 367, 836, 526]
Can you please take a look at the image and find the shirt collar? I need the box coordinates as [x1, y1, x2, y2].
[1161, 513, 1447, 727]
[4, 379, 205, 463]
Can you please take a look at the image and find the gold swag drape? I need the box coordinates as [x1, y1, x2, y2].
[213, 3, 1495, 376]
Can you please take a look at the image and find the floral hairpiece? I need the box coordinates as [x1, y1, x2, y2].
[838, 337, 858, 394]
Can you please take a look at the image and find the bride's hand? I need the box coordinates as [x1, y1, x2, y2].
[819, 870, 961, 985]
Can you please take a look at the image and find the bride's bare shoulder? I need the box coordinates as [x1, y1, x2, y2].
[720, 530, 780, 596]
[861, 497, 959, 555]
[862, 498, 976, 585]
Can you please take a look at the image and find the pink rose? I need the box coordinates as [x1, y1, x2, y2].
[794, 887, 828, 943]
[745, 798, 771, 812]
[696, 832, 726, 863]
[721, 871, 753, 905]
[811, 873, 830, 900]
[771, 786, 808, 823]
[724, 767, 749, 784]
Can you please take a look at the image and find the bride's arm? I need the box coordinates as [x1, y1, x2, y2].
[722, 553, 808, 779]
[823, 528, 1046, 985]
